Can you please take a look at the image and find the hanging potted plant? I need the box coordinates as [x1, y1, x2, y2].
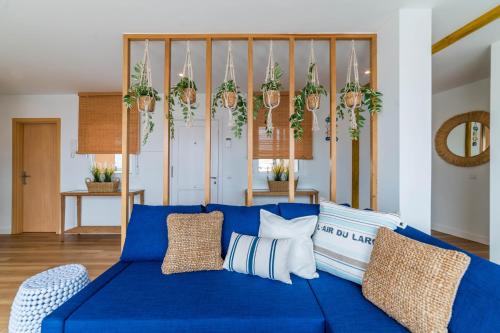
[290, 41, 327, 140]
[254, 41, 283, 136]
[211, 42, 248, 138]
[123, 40, 161, 145]
[166, 41, 198, 139]
[337, 41, 383, 140]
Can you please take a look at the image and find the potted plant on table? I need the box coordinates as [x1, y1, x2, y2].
[85, 163, 120, 192]
[267, 161, 298, 192]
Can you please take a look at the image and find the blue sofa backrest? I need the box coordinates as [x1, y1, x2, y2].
[206, 204, 279, 256]
[121, 204, 204, 261]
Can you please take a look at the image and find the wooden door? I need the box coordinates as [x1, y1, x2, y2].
[21, 123, 58, 232]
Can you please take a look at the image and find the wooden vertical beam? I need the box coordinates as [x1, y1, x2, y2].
[288, 37, 295, 202]
[330, 38, 337, 202]
[163, 39, 171, 205]
[465, 121, 472, 157]
[204, 38, 212, 205]
[370, 35, 378, 210]
[246, 38, 254, 206]
[351, 140, 359, 208]
[120, 36, 131, 249]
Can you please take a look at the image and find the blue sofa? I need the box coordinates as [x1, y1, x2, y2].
[42, 203, 500, 333]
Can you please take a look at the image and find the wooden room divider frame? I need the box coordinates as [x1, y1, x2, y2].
[120, 33, 378, 248]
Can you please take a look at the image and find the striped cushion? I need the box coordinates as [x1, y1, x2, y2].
[312, 201, 406, 284]
[223, 232, 292, 284]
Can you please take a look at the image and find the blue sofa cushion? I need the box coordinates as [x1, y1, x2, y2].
[278, 203, 319, 219]
[44, 262, 325, 333]
[309, 272, 407, 333]
[206, 204, 279, 256]
[121, 204, 204, 261]
[397, 227, 500, 333]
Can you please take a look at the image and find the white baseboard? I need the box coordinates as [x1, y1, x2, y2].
[0, 226, 12, 234]
[432, 223, 489, 245]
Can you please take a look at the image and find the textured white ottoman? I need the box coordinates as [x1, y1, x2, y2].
[9, 264, 90, 333]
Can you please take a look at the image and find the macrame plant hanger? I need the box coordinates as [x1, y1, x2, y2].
[181, 41, 195, 127]
[139, 40, 154, 141]
[262, 40, 280, 133]
[344, 40, 361, 132]
[305, 40, 321, 131]
[223, 41, 237, 127]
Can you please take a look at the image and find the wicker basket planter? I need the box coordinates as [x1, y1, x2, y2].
[222, 91, 238, 109]
[181, 88, 196, 105]
[85, 178, 120, 192]
[306, 93, 321, 110]
[345, 91, 362, 107]
[263, 90, 280, 108]
[137, 95, 156, 113]
[267, 179, 298, 192]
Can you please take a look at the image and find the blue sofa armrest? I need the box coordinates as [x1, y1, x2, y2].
[398, 227, 500, 332]
[42, 262, 130, 333]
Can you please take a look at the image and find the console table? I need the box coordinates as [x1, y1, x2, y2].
[60, 189, 144, 241]
[245, 189, 319, 205]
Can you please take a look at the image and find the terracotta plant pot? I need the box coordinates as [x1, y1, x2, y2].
[345, 91, 362, 108]
[222, 91, 238, 109]
[306, 94, 321, 110]
[263, 90, 280, 108]
[137, 95, 156, 113]
[181, 88, 196, 105]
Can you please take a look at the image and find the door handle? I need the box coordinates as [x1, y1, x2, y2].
[21, 171, 31, 185]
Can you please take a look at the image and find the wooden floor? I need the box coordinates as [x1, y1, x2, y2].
[0, 231, 489, 332]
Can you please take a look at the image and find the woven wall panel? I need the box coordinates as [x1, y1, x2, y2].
[253, 94, 313, 160]
[78, 94, 139, 154]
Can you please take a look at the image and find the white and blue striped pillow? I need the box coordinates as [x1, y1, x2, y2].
[223, 232, 292, 284]
[313, 201, 406, 284]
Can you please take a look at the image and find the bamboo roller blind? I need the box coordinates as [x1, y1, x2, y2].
[78, 93, 139, 154]
[253, 93, 313, 159]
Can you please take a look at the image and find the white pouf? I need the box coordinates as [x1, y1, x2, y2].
[9, 264, 90, 333]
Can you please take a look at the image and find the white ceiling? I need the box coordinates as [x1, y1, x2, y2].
[0, 0, 498, 95]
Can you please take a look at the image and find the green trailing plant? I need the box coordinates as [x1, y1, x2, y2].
[290, 63, 328, 140]
[167, 77, 198, 139]
[337, 82, 383, 140]
[253, 63, 283, 136]
[211, 79, 248, 138]
[123, 62, 161, 145]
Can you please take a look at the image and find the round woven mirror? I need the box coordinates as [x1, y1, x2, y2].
[435, 111, 490, 167]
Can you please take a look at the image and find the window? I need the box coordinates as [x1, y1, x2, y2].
[90, 154, 137, 174]
[253, 93, 313, 160]
[78, 93, 140, 154]
[258, 159, 299, 173]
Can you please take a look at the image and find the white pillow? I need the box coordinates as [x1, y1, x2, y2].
[313, 201, 405, 284]
[223, 232, 292, 284]
[259, 210, 319, 279]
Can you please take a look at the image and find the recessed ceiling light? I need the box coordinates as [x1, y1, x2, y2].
[179, 73, 184, 77]
[364, 70, 371, 75]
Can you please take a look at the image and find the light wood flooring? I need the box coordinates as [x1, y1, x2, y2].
[0, 231, 489, 332]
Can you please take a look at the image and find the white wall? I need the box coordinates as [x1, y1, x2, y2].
[490, 41, 500, 263]
[398, 8, 433, 233]
[432, 79, 490, 244]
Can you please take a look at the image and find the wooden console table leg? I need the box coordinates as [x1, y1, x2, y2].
[129, 193, 134, 214]
[76, 196, 82, 228]
[139, 192, 144, 204]
[60, 195, 65, 242]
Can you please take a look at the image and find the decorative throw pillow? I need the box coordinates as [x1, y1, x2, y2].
[362, 227, 471, 333]
[161, 211, 224, 275]
[223, 232, 292, 284]
[259, 209, 318, 279]
[312, 201, 405, 284]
